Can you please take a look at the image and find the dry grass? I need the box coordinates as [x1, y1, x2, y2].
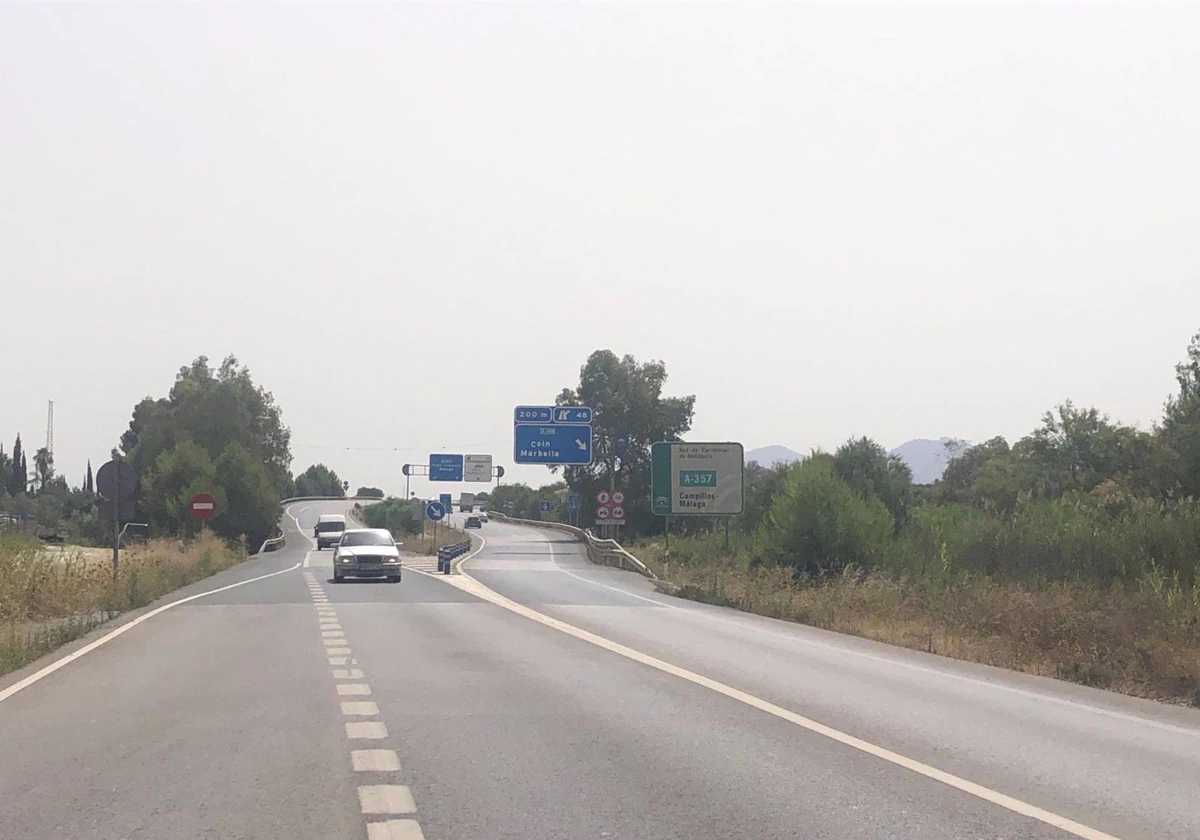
[399, 521, 469, 555]
[1, 531, 243, 676]
[631, 539, 1200, 707]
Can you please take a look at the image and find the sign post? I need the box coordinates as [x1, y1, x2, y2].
[96, 459, 136, 578]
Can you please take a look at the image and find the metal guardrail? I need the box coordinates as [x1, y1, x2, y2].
[487, 513, 656, 580]
[258, 535, 285, 554]
[436, 540, 472, 574]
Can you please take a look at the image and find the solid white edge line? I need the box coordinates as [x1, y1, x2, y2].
[422, 530, 1123, 840]
[0, 561, 302, 704]
[531, 527, 1200, 740]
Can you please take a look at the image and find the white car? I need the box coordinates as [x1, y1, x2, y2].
[333, 528, 402, 583]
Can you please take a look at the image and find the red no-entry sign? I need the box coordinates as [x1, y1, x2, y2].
[190, 492, 217, 521]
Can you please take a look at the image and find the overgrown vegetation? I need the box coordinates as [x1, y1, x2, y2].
[359, 497, 466, 554]
[538, 334, 1200, 704]
[0, 531, 243, 676]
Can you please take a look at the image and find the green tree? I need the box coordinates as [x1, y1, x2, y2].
[766, 455, 894, 576]
[7, 435, 25, 496]
[487, 482, 564, 520]
[739, 459, 797, 533]
[85, 460, 94, 494]
[213, 442, 280, 547]
[140, 440, 224, 532]
[293, 464, 345, 498]
[356, 486, 385, 499]
[831, 436, 912, 529]
[121, 355, 291, 496]
[938, 437, 1010, 503]
[32, 447, 54, 492]
[0, 444, 11, 499]
[556, 350, 695, 534]
[1162, 330, 1200, 499]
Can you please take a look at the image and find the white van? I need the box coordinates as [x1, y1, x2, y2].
[314, 514, 347, 550]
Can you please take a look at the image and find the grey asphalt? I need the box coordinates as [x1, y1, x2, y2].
[1, 500, 1196, 839]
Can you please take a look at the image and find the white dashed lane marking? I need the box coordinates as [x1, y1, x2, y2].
[367, 820, 425, 840]
[358, 785, 417, 815]
[346, 721, 388, 739]
[352, 750, 401, 772]
[338, 683, 372, 696]
[334, 669, 364, 679]
[342, 702, 381, 716]
[329, 656, 354, 666]
[327, 647, 352, 656]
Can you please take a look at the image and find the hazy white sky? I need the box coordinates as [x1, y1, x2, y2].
[2, 2, 1199, 496]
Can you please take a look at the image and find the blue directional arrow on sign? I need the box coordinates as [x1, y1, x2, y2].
[425, 501, 446, 521]
[513, 423, 593, 465]
[540, 501, 553, 512]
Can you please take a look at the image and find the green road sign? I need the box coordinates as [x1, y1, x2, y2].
[651, 442, 744, 516]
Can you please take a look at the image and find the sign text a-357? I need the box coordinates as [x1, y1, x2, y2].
[651, 442, 744, 516]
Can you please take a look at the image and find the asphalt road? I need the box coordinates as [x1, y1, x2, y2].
[1, 500, 1197, 840]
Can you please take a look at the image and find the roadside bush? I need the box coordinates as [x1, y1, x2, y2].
[766, 456, 893, 576]
[361, 497, 422, 537]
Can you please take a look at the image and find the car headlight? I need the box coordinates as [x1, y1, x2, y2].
[339, 556, 352, 563]
[385, 557, 398, 563]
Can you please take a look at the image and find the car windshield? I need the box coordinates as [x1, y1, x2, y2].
[340, 531, 392, 547]
[316, 521, 344, 532]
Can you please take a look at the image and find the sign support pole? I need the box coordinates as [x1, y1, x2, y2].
[724, 517, 730, 556]
[664, 515, 670, 577]
[111, 462, 121, 579]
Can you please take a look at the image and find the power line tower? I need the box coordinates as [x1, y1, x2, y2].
[46, 400, 54, 460]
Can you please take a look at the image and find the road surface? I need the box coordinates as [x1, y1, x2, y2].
[1, 500, 1197, 839]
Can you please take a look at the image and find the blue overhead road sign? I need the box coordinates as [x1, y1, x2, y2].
[429, 454, 464, 481]
[553, 406, 593, 424]
[425, 501, 447, 521]
[514, 423, 593, 465]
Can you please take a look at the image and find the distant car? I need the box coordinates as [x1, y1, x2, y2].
[314, 514, 347, 549]
[477, 511, 488, 522]
[464, 516, 482, 529]
[333, 528, 402, 583]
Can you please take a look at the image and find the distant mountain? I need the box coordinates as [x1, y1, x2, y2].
[746, 445, 804, 467]
[889, 438, 970, 485]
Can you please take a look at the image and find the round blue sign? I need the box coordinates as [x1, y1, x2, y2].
[425, 501, 446, 521]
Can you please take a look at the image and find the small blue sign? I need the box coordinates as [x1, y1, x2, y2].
[540, 501, 553, 512]
[425, 501, 447, 521]
[514, 423, 593, 465]
[567, 493, 580, 511]
[552, 406, 593, 424]
[439, 493, 452, 512]
[429, 454, 464, 481]
[514, 405, 554, 424]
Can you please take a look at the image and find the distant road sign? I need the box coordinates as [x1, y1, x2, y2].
[651, 442, 744, 516]
[597, 491, 610, 505]
[596, 506, 611, 520]
[495, 465, 506, 479]
[514, 406, 554, 424]
[429, 454, 464, 481]
[189, 492, 216, 521]
[539, 501, 553, 512]
[552, 406, 593, 424]
[425, 501, 447, 521]
[96, 460, 137, 501]
[464, 454, 493, 482]
[612, 491, 626, 505]
[514, 423, 592, 465]
[567, 493, 580, 512]
[439, 493, 452, 511]
[611, 505, 625, 520]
